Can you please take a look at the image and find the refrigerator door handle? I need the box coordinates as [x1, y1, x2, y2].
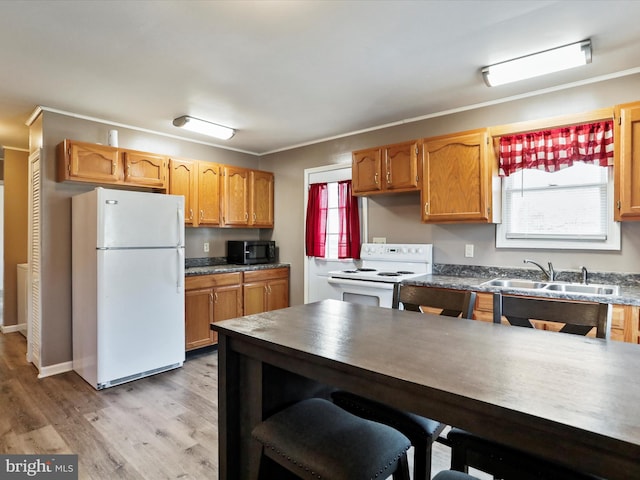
[177, 206, 185, 247]
[176, 247, 185, 292]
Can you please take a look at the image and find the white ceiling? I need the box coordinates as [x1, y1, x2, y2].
[1, 0, 640, 155]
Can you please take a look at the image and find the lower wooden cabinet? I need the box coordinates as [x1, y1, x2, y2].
[473, 291, 637, 342]
[185, 272, 242, 351]
[184, 267, 290, 351]
[243, 268, 290, 316]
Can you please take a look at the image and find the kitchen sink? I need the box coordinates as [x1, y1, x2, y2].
[480, 279, 547, 289]
[480, 278, 620, 296]
[543, 283, 620, 296]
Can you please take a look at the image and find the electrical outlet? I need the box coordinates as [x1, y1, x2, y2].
[465, 244, 474, 258]
[372, 237, 386, 244]
[204, 242, 210, 253]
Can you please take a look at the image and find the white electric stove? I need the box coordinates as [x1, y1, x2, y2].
[327, 243, 433, 308]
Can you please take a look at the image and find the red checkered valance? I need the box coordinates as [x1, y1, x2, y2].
[498, 120, 614, 177]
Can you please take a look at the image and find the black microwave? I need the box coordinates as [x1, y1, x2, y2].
[227, 240, 276, 265]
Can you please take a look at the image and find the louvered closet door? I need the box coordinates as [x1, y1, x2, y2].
[27, 150, 42, 371]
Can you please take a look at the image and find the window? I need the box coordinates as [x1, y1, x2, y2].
[497, 163, 620, 250]
[325, 182, 341, 259]
[305, 179, 361, 259]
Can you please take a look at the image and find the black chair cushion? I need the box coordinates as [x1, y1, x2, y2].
[332, 390, 445, 443]
[432, 471, 480, 480]
[447, 428, 603, 480]
[252, 397, 411, 480]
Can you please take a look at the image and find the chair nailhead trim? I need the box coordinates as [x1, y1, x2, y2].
[261, 442, 408, 480]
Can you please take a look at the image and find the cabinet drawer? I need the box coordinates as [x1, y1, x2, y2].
[243, 267, 289, 283]
[186, 272, 242, 290]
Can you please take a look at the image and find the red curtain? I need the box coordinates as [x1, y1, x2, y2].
[337, 180, 361, 259]
[499, 120, 614, 177]
[305, 183, 328, 257]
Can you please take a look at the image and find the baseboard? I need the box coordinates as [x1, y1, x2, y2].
[37, 361, 74, 378]
[0, 323, 26, 334]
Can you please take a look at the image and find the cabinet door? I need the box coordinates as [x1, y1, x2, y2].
[243, 282, 267, 315]
[422, 130, 491, 223]
[614, 102, 640, 220]
[185, 287, 214, 350]
[384, 141, 420, 191]
[266, 278, 289, 311]
[223, 166, 250, 226]
[352, 148, 383, 194]
[251, 171, 274, 227]
[62, 140, 120, 183]
[198, 162, 221, 226]
[169, 158, 198, 226]
[122, 150, 167, 188]
[212, 284, 242, 344]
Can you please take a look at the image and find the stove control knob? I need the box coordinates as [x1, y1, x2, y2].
[401, 247, 408, 253]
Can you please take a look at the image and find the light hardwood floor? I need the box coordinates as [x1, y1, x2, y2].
[0, 331, 488, 480]
[0, 332, 219, 479]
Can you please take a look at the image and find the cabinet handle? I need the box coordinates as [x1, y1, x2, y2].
[214, 292, 218, 303]
[200, 209, 204, 220]
[189, 208, 193, 220]
[268, 285, 272, 294]
[253, 212, 256, 221]
[386, 172, 391, 184]
[374, 173, 378, 185]
[112, 161, 117, 175]
[209, 292, 214, 304]
[245, 212, 248, 220]
[424, 202, 429, 215]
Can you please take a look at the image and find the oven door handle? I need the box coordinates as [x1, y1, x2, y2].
[327, 278, 397, 290]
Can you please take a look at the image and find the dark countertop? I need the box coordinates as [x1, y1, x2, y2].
[404, 273, 640, 306]
[185, 262, 290, 277]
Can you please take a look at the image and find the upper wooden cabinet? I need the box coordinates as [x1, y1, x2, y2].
[421, 129, 499, 224]
[222, 166, 250, 226]
[222, 166, 274, 228]
[197, 161, 221, 226]
[251, 170, 274, 227]
[57, 140, 168, 189]
[169, 158, 222, 227]
[169, 158, 198, 226]
[614, 101, 640, 221]
[121, 149, 167, 188]
[352, 140, 421, 195]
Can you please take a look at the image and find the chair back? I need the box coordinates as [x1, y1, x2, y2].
[393, 284, 476, 319]
[492, 292, 610, 339]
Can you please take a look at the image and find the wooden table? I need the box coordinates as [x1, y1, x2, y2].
[212, 299, 640, 480]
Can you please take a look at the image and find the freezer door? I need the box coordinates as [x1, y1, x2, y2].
[96, 248, 185, 385]
[96, 188, 185, 248]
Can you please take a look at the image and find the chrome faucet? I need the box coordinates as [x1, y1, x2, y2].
[524, 259, 555, 281]
[581, 266, 589, 285]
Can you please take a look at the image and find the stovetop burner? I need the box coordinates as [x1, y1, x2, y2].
[378, 272, 401, 277]
[357, 268, 377, 272]
[397, 270, 414, 275]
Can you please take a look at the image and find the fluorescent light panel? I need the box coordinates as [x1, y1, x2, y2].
[173, 115, 235, 140]
[482, 40, 592, 87]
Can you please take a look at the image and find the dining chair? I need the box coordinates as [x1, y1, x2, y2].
[332, 285, 477, 480]
[251, 397, 411, 480]
[493, 292, 610, 339]
[447, 292, 610, 479]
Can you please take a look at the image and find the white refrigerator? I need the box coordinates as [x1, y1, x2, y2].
[72, 187, 185, 389]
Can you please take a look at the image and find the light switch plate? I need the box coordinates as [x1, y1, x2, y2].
[465, 244, 474, 257]
[373, 237, 386, 244]
[204, 242, 210, 253]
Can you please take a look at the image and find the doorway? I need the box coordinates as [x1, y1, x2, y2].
[303, 164, 367, 303]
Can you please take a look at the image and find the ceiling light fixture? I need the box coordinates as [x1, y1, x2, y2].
[482, 39, 592, 87]
[172, 115, 235, 140]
